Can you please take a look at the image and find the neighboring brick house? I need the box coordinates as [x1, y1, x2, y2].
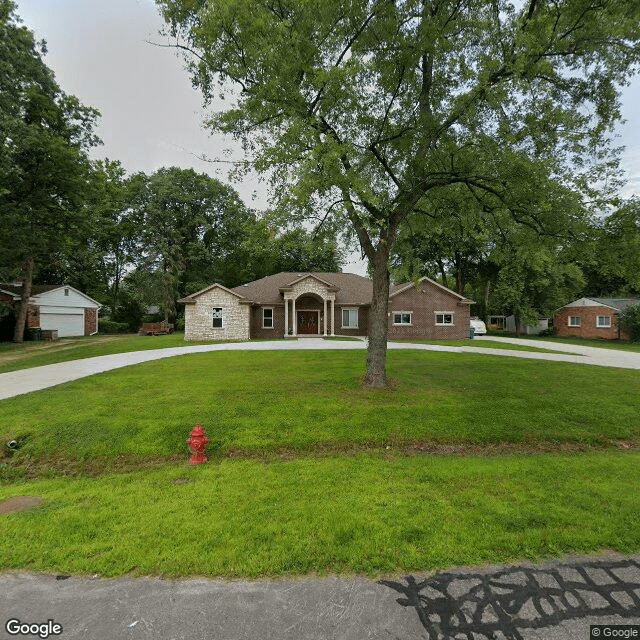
[0, 283, 101, 338]
[554, 297, 640, 340]
[179, 272, 474, 341]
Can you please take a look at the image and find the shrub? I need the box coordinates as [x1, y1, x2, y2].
[99, 320, 130, 334]
[618, 304, 640, 342]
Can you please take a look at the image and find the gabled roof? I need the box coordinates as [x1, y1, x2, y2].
[0, 283, 101, 306]
[180, 272, 473, 306]
[178, 282, 248, 304]
[561, 297, 640, 312]
[230, 272, 373, 305]
[591, 298, 640, 312]
[280, 273, 340, 292]
[390, 276, 474, 304]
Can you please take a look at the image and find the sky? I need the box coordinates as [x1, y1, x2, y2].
[12, 0, 640, 275]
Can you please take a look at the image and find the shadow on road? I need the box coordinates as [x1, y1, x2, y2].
[381, 557, 640, 639]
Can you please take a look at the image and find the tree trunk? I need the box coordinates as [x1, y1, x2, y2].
[437, 258, 448, 289]
[363, 246, 390, 388]
[13, 256, 34, 343]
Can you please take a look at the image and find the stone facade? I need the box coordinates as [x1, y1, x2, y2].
[388, 282, 472, 340]
[181, 274, 474, 341]
[184, 286, 250, 341]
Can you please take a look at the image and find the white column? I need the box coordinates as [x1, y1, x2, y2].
[330, 299, 335, 336]
[284, 298, 289, 337]
[292, 297, 297, 336]
[323, 299, 327, 336]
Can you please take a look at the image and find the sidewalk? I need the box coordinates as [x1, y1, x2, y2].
[1, 554, 639, 639]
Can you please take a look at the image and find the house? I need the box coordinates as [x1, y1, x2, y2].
[178, 272, 474, 341]
[0, 283, 101, 338]
[554, 297, 640, 340]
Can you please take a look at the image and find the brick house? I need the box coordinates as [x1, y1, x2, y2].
[554, 297, 640, 340]
[0, 283, 101, 338]
[179, 272, 474, 341]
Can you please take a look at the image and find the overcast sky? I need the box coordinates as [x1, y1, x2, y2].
[13, 0, 640, 274]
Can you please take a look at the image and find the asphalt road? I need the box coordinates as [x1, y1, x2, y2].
[1, 554, 639, 639]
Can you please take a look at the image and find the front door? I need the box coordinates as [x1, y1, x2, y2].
[297, 311, 318, 335]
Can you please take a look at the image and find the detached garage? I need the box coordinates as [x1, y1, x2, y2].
[0, 284, 101, 338]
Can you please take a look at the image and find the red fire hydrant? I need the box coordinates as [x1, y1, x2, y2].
[187, 425, 209, 464]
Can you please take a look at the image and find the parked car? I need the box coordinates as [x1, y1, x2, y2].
[469, 317, 487, 335]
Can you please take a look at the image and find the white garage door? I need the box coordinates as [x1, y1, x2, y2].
[40, 313, 84, 337]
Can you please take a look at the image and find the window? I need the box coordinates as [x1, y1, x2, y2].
[64, 288, 69, 296]
[568, 316, 581, 327]
[262, 308, 273, 328]
[393, 312, 412, 325]
[212, 307, 223, 328]
[435, 312, 454, 325]
[342, 308, 358, 328]
[597, 315, 611, 328]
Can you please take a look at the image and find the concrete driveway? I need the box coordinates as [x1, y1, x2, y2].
[1, 336, 639, 401]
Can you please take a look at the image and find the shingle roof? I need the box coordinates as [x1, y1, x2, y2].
[229, 272, 373, 305]
[591, 298, 640, 312]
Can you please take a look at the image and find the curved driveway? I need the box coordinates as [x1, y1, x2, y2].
[1, 336, 639, 401]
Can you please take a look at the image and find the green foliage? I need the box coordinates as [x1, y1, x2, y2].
[98, 320, 130, 335]
[157, 0, 640, 385]
[618, 304, 640, 343]
[0, 0, 101, 341]
[573, 198, 640, 297]
[111, 290, 145, 332]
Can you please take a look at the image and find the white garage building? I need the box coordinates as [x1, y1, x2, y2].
[1, 284, 101, 337]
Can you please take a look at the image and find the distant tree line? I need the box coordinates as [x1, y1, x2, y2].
[0, 0, 342, 339]
[390, 194, 640, 328]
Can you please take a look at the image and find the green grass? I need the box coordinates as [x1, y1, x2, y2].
[2, 349, 639, 579]
[1, 452, 639, 578]
[2, 351, 639, 473]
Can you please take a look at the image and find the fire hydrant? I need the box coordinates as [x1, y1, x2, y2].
[187, 425, 209, 464]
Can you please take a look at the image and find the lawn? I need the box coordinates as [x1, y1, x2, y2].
[1, 349, 639, 579]
[1, 452, 639, 578]
[2, 350, 639, 472]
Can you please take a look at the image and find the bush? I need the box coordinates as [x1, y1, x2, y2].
[99, 320, 130, 334]
[618, 304, 640, 342]
[175, 317, 185, 331]
[537, 326, 557, 337]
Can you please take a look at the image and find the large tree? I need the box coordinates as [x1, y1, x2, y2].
[0, 0, 100, 341]
[157, 0, 640, 386]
